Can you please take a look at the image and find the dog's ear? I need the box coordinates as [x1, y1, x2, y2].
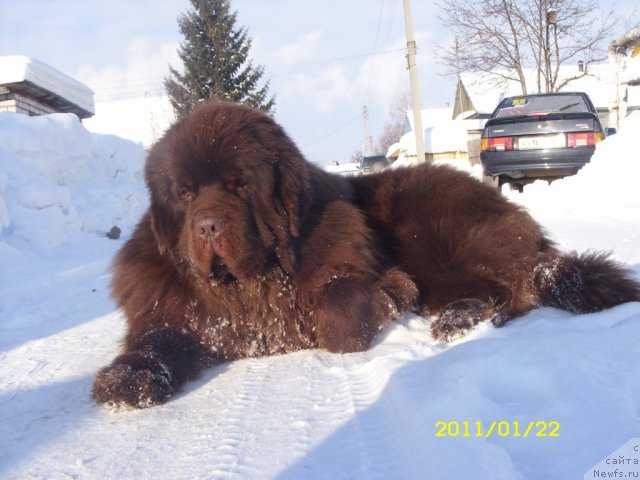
[267, 145, 310, 274]
[274, 146, 310, 238]
[144, 147, 181, 256]
[149, 202, 177, 255]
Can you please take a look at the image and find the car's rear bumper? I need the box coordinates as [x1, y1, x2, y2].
[480, 147, 595, 179]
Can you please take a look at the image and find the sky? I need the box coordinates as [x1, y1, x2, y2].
[0, 0, 638, 165]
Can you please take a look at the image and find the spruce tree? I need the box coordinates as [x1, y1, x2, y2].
[164, 0, 275, 118]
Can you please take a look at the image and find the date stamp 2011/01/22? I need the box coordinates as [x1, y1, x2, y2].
[435, 420, 560, 439]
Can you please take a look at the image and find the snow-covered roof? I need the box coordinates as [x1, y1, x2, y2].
[425, 121, 471, 153]
[0, 56, 94, 116]
[394, 117, 486, 157]
[404, 108, 454, 133]
[386, 141, 402, 159]
[392, 106, 486, 158]
[457, 63, 640, 118]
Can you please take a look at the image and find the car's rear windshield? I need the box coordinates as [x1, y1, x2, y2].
[492, 95, 589, 118]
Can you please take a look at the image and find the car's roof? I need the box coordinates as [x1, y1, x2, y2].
[501, 92, 588, 100]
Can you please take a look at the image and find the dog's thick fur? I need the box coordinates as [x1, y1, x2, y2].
[93, 101, 640, 408]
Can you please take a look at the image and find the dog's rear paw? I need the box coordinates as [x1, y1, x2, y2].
[430, 298, 491, 342]
[92, 352, 174, 409]
[379, 267, 419, 314]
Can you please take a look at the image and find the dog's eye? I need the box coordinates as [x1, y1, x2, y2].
[228, 178, 249, 191]
[179, 187, 194, 202]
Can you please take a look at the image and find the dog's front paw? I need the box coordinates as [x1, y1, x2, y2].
[92, 352, 174, 409]
[430, 298, 489, 343]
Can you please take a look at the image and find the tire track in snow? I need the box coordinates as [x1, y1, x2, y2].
[206, 358, 271, 480]
[335, 357, 412, 479]
[274, 354, 332, 461]
[280, 353, 416, 479]
[184, 351, 415, 479]
[201, 353, 363, 478]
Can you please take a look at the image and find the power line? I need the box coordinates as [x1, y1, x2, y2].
[364, 0, 386, 104]
[266, 48, 406, 76]
[301, 115, 360, 148]
[87, 48, 407, 99]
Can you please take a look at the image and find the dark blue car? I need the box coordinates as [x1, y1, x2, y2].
[480, 92, 606, 190]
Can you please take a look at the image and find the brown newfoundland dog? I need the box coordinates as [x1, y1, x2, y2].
[93, 100, 640, 408]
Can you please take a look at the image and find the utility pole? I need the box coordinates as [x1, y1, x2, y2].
[362, 105, 373, 155]
[545, 8, 557, 92]
[403, 0, 426, 162]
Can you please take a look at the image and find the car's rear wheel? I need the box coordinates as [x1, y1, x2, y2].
[372, 162, 386, 173]
[482, 175, 499, 188]
[509, 182, 525, 193]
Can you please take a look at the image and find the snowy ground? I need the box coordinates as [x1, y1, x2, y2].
[1, 111, 639, 479]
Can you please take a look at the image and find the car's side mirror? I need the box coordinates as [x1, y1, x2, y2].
[605, 127, 617, 136]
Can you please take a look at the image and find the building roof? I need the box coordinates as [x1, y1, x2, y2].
[404, 107, 454, 133]
[0, 56, 94, 118]
[454, 63, 640, 119]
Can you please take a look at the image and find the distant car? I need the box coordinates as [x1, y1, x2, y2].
[360, 155, 389, 174]
[480, 92, 606, 190]
[325, 160, 361, 177]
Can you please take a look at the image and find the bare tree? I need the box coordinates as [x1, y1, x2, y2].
[350, 148, 364, 165]
[376, 91, 411, 156]
[437, 0, 618, 93]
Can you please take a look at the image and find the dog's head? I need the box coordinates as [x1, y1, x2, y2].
[144, 101, 310, 283]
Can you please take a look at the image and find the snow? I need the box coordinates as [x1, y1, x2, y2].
[624, 54, 640, 85]
[84, 94, 175, 148]
[1, 110, 640, 479]
[0, 56, 95, 115]
[392, 108, 486, 160]
[404, 107, 454, 133]
[0, 111, 146, 253]
[503, 110, 640, 257]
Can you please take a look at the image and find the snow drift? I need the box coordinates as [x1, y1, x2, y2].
[0, 111, 639, 479]
[0, 111, 147, 253]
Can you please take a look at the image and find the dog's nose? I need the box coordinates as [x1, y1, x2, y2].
[196, 215, 224, 241]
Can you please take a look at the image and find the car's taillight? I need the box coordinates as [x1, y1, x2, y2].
[567, 132, 601, 147]
[482, 136, 513, 152]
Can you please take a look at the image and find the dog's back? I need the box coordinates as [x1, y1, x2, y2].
[350, 163, 640, 340]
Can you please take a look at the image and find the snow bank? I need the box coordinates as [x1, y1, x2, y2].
[0, 108, 639, 480]
[0, 56, 95, 114]
[505, 110, 640, 233]
[0, 112, 147, 253]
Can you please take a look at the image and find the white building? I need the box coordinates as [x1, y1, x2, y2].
[387, 108, 485, 164]
[609, 28, 640, 129]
